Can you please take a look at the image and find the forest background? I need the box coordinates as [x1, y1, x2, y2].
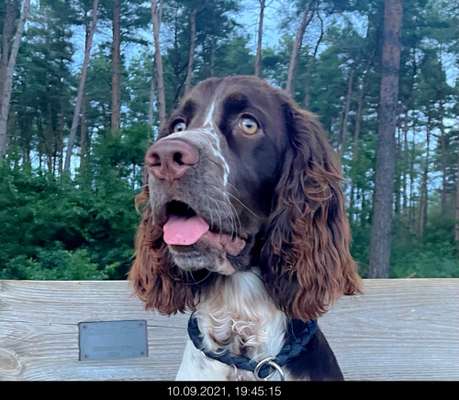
[0, 0, 458, 281]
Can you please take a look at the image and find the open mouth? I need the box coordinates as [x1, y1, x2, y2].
[162, 200, 246, 256]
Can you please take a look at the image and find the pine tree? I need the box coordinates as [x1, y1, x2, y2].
[369, 0, 403, 278]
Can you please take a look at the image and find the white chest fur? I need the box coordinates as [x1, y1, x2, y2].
[176, 270, 287, 381]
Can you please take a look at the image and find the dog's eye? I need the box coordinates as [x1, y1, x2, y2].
[239, 116, 259, 135]
[172, 121, 187, 133]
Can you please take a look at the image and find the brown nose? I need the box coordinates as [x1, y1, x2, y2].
[146, 138, 199, 181]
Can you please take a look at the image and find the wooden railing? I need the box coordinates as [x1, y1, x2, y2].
[0, 279, 458, 381]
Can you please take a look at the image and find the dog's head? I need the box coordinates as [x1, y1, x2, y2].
[129, 76, 361, 320]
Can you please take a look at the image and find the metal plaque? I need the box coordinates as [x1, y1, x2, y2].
[78, 320, 148, 361]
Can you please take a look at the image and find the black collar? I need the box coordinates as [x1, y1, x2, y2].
[187, 313, 318, 379]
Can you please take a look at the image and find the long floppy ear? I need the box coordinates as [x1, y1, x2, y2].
[128, 188, 195, 314]
[260, 97, 362, 321]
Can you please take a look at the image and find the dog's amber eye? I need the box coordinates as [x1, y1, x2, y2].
[239, 116, 259, 135]
[172, 121, 187, 132]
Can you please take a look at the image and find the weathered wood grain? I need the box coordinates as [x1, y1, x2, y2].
[0, 279, 458, 381]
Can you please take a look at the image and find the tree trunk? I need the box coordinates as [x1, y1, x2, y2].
[151, 0, 166, 131]
[439, 133, 449, 215]
[394, 123, 402, 217]
[285, 0, 316, 95]
[303, 11, 324, 108]
[338, 69, 354, 155]
[147, 73, 155, 130]
[80, 94, 88, 175]
[0, 1, 18, 112]
[401, 111, 409, 214]
[209, 40, 216, 77]
[408, 120, 416, 230]
[360, 189, 367, 227]
[184, 8, 197, 95]
[416, 118, 430, 239]
[23, 140, 31, 169]
[456, 149, 459, 250]
[368, 0, 403, 278]
[438, 100, 448, 216]
[21, 114, 32, 169]
[57, 113, 64, 175]
[0, 0, 30, 159]
[171, 9, 183, 106]
[111, 0, 121, 134]
[46, 100, 57, 175]
[63, 0, 99, 173]
[254, 0, 265, 78]
[352, 75, 366, 161]
[302, 61, 312, 108]
[349, 71, 368, 222]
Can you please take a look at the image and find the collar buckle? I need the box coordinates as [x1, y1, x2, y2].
[254, 357, 285, 381]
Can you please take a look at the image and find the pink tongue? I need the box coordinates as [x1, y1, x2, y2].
[163, 215, 210, 246]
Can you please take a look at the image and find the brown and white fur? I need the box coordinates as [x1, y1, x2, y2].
[177, 269, 287, 380]
[129, 76, 362, 381]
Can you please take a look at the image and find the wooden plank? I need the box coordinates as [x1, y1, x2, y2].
[0, 279, 458, 381]
[0, 280, 188, 381]
[320, 278, 459, 381]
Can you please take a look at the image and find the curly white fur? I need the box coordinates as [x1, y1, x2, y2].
[176, 269, 288, 380]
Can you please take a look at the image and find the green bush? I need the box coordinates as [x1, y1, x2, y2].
[0, 121, 457, 280]
[1, 249, 107, 280]
[350, 214, 459, 279]
[0, 126, 149, 280]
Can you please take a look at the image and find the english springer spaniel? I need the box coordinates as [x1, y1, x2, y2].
[129, 76, 362, 381]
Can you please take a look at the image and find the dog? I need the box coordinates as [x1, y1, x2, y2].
[129, 75, 362, 381]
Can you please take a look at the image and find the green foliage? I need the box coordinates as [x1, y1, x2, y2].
[126, 51, 154, 124]
[352, 219, 459, 279]
[1, 0, 458, 281]
[0, 127, 145, 279]
[391, 217, 459, 278]
[212, 35, 255, 77]
[1, 249, 106, 280]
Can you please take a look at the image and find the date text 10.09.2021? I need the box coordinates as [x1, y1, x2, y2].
[167, 384, 282, 398]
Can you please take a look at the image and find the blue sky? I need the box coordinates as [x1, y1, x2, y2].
[64, 0, 458, 86]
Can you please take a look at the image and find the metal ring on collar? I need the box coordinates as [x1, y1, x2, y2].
[254, 357, 285, 381]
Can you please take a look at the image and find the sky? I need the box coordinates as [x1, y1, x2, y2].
[65, 1, 458, 87]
